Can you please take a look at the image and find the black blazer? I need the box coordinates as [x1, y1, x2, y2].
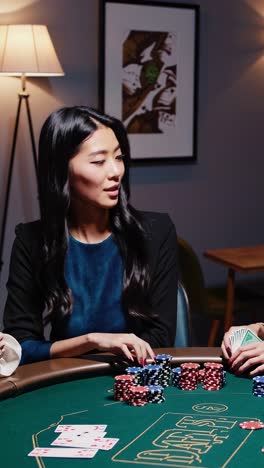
[3, 211, 178, 349]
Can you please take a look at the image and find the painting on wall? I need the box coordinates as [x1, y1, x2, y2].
[99, 0, 199, 162]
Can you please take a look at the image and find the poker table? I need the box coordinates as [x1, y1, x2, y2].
[0, 347, 263, 468]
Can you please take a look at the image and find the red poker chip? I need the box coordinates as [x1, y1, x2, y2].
[180, 384, 197, 388]
[180, 380, 197, 384]
[180, 377, 197, 381]
[203, 385, 221, 391]
[204, 380, 221, 384]
[132, 385, 148, 390]
[204, 377, 222, 381]
[130, 385, 148, 392]
[204, 362, 223, 369]
[115, 375, 134, 381]
[180, 387, 197, 391]
[239, 421, 264, 430]
[129, 402, 147, 406]
[180, 382, 197, 386]
[180, 375, 198, 380]
[203, 382, 221, 385]
[181, 363, 200, 369]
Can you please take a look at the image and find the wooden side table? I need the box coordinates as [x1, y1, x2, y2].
[204, 245, 264, 339]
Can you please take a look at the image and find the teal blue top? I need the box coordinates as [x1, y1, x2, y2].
[59, 234, 126, 338]
[21, 234, 126, 363]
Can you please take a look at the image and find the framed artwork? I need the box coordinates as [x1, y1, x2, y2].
[99, 0, 199, 162]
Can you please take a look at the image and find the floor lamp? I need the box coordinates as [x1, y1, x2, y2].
[0, 25, 64, 278]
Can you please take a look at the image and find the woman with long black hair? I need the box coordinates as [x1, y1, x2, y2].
[3, 106, 178, 365]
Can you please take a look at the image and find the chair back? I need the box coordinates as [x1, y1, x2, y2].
[175, 281, 191, 347]
[178, 237, 208, 315]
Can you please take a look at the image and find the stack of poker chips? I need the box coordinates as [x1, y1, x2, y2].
[114, 375, 135, 401]
[143, 364, 162, 386]
[125, 366, 145, 385]
[124, 366, 166, 406]
[171, 363, 226, 391]
[171, 367, 182, 387]
[147, 385, 165, 403]
[155, 354, 172, 387]
[252, 376, 264, 397]
[178, 363, 200, 390]
[202, 362, 225, 391]
[128, 385, 149, 406]
[115, 360, 227, 405]
[198, 368, 205, 383]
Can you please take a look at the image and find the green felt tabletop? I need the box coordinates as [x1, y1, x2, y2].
[1, 372, 263, 468]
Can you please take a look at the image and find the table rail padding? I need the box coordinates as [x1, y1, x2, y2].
[0, 347, 222, 400]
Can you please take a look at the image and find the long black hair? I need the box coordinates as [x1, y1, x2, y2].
[37, 106, 152, 322]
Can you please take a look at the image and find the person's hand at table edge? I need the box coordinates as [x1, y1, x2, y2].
[88, 332, 155, 366]
[228, 341, 264, 376]
[221, 322, 264, 360]
[50, 332, 155, 366]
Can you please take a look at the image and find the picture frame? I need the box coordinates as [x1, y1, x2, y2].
[99, 0, 199, 162]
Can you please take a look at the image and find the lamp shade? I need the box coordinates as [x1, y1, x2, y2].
[0, 25, 64, 76]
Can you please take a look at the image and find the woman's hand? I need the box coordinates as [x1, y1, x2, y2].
[221, 323, 262, 360]
[0, 332, 5, 358]
[88, 332, 155, 365]
[228, 342, 264, 376]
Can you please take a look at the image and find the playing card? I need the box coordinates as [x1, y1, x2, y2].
[28, 447, 98, 458]
[229, 327, 262, 354]
[52, 434, 119, 450]
[229, 327, 248, 353]
[53, 430, 106, 439]
[51, 432, 105, 447]
[87, 437, 119, 450]
[241, 329, 263, 346]
[55, 424, 107, 433]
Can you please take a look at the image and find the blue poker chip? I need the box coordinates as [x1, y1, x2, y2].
[126, 367, 142, 373]
[155, 354, 172, 360]
[147, 385, 164, 391]
[172, 367, 181, 374]
[143, 364, 161, 371]
[253, 376, 264, 383]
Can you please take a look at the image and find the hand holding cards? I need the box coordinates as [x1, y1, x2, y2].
[28, 424, 119, 459]
[229, 327, 263, 354]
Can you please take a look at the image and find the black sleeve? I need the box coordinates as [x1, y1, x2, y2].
[3, 225, 46, 344]
[138, 215, 178, 348]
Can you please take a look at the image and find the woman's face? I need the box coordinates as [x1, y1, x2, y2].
[68, 126, 125, 210]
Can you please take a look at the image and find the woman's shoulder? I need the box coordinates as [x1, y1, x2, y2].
[137, 210, 176, 241]
[136, 211, 177, 264]
[14, 220, 42, 244]
[138, 210, 175, 231]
